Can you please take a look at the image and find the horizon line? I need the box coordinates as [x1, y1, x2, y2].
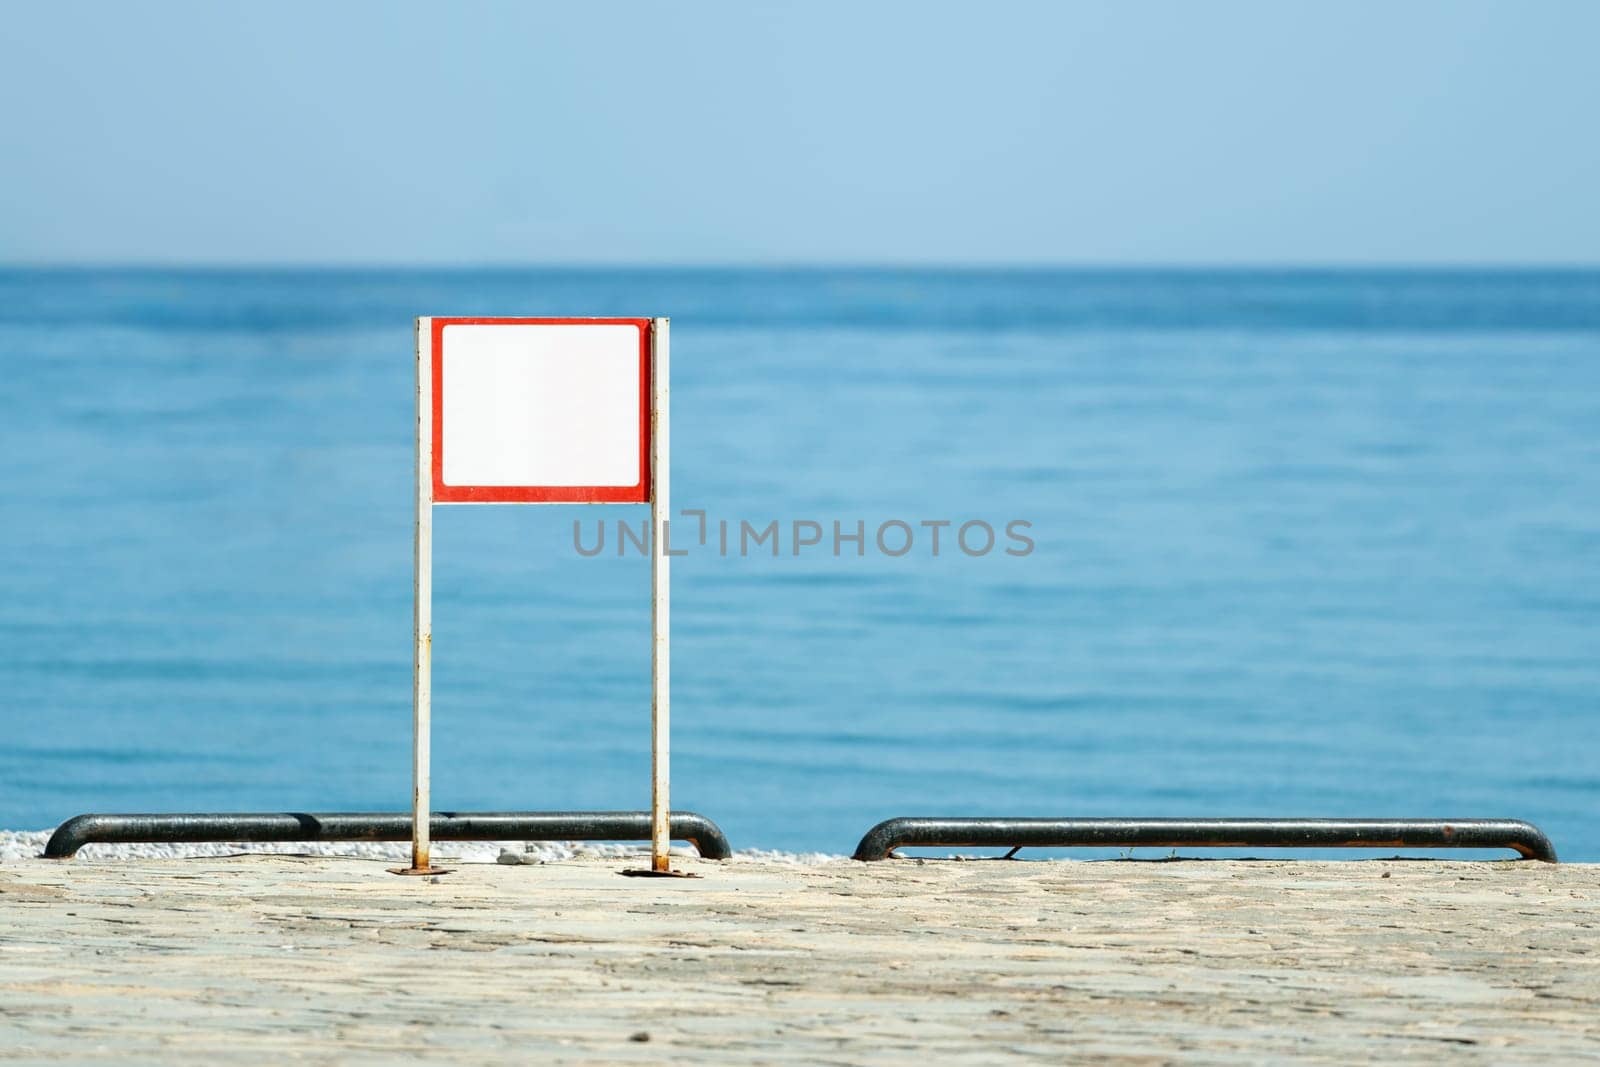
[3, 260, 1600, 273]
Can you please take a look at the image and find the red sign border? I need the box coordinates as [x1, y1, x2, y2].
[431, 317, 652, 504]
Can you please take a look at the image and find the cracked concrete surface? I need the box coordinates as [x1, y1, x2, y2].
[1, 854, 1597, 1063]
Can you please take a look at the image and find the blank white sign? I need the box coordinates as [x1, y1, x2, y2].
[440, 323, 642, 488]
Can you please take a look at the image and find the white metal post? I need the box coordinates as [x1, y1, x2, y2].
[650, 318, 671, 871]
[411, 318, 434, 873]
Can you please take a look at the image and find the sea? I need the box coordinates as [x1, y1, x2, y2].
[1, 268, 1597, 860]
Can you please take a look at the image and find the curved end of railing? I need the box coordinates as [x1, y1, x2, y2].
[670, 811, 733, 860]
[853, 817, 918, 861]
[43, 813, 106, 859]
[1501, 820, 1559, 862]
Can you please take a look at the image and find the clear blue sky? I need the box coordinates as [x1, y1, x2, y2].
[5, 2, 1597, 265]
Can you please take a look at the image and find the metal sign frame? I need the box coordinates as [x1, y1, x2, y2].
[409, 316, 672, 873]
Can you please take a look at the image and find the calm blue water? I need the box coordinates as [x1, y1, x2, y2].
[2, 269, 1597, 859]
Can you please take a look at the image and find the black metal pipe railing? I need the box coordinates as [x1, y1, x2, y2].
[43, 810, 732, 860]
[851, 817, 1557, 862]
[42, 811, 1559, 864]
